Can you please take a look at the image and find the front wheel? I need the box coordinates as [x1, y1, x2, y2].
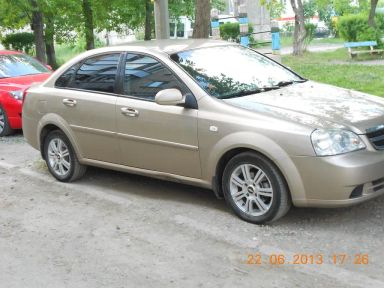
[0, 105, 15, 137]
[44, 130, 87, 182]
[222, 152, 291, 224]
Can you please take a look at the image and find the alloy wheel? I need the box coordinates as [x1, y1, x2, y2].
[47, 138, 71, 177]
[0, 107, 5, 134]
[229, 164, 274, 216]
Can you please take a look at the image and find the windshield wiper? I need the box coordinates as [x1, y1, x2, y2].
[220, 89, 262, 99]
[220, 80, 308, 99]
[221, 85, 284, 99]
[20, 73, 40, 76]
[276, 79, 307, 87]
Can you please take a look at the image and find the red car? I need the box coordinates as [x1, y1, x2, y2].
[0, 50, 51, 136]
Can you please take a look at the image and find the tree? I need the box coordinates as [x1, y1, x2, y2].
[368, 0, 379, 27]
[268, 0, 286, 19]
[30, 0, 46, 63]
[44, 14, 57, 68]
[290, 0, 306, 56]
[193, 0, 211, 38]
[82, 0, 95, 50]
[145, 0, 153, 40]
[0, 0, 47, 63]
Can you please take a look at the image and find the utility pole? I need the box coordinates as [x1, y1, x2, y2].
[154, 0, 170, 39]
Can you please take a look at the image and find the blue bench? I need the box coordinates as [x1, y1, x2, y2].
[344, 41, 384, 58]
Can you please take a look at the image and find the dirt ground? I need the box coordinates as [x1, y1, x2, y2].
[1, 133, 384, 288]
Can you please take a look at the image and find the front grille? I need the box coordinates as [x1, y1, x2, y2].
[366, 126, 384, 150]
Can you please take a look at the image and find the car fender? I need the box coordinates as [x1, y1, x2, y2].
[205, 131, 306, 202]
[37, 113, 84, 161]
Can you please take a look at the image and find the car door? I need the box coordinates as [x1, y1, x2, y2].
[52, 53, 122, 163]
[115, 52, 201, 179]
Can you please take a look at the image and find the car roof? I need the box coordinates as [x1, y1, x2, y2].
[114, 39, 236, 54]
[0, 50, 22, 55]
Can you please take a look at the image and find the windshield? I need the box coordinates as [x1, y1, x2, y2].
[0, 54, 49, 78]
[171, 45, 304, 99]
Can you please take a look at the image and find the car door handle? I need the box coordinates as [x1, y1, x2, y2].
[62, 99, 77, 107]
[121, 107, 139, 117]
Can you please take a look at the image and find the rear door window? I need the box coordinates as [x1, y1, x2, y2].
[56, 53, 121, 93]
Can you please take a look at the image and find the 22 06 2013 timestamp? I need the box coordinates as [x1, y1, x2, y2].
[246, 253, 369, 265]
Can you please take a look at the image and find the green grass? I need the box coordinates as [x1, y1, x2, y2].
[282, 49, 384, 97]
[55, 39, 106, 66]
[280, 36, 344, 48]
[56, 44, 85, 66]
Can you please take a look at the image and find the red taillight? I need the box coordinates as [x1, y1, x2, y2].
[22, 88, 29, 104]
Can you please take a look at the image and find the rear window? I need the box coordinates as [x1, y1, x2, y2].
[0, 54, 49, 78]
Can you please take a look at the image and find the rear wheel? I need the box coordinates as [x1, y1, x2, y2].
[44, 130, 87, 182]
[0, 105, 15, 137]
[222, 152, 291, 224]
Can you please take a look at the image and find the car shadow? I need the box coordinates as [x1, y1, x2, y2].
[82, 166, 229, 213]
[275, 197, 384, 228]
[80, 166, 384, 227]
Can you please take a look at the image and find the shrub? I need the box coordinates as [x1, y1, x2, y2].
[219, 22, 254, 42]
[376, 13, 384, 32]
[1, 32, 34, 54]
[219, 23, 240, 41]
[337, 14, 381, 46]
[304, 23, 317, 48]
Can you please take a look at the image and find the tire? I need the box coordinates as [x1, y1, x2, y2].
[222, 152, 291, 224]
[0, 105, 15, 137]
[43, 130, 87, 182]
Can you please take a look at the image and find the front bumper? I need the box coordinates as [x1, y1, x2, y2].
[291, 149, 384, 207]
[2, 98, 22, 129]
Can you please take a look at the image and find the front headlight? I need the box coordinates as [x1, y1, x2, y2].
[9, 90, 23, 101]
[311, 129, 366, 156]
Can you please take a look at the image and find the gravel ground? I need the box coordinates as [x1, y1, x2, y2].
[1, 133, 384, 288]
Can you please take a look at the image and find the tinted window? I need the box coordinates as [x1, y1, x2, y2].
[123, 53, 188, 101]
[55, 63, 80, 88]
[66, 53, 121, 93]
[0, 54, 49, 78]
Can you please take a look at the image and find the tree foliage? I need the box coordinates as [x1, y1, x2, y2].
[1, 32, 34, 53]
[338, 13, 382, 44]
[0, 0, 227, 62]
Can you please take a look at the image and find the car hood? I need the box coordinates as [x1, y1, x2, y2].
[0, 73, 51, 92]
[224, 81, 384, 134]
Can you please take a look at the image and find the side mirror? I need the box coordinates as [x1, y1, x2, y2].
[155, 88, 185, 106]
[46, 64, 53, 70]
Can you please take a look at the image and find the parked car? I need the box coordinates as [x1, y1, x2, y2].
[0, 50, 51, 136]
[22, 40, 384, 224]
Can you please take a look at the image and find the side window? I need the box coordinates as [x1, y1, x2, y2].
[66, 53, 121, 93]
[55, 63, 80, 88]
[123, 53, 188, 101]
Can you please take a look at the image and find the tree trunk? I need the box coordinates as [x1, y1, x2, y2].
[30, 0, 46, 63]
[145, 0, 152, 40]
[82, 0, 95, 50]
[45, 16, 58, 69]
[192, 0, 211, 38]
[290, 0, 306, 56]
[368, 0, 378, 27]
